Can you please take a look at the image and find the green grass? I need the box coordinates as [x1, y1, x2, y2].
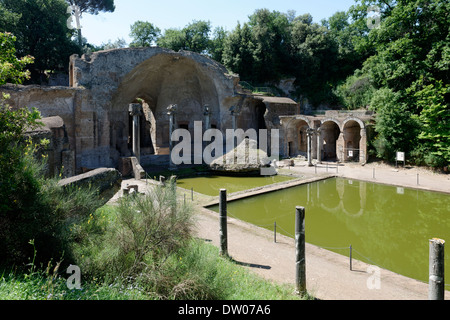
[0, 239, 305, 300]
[0, 182, 311, 301]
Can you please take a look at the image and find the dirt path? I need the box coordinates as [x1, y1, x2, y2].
[114, 161, 449, 300]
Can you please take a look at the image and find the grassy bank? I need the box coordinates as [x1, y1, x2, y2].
[0, 180, 307, 301]
[0, 239, 303, 300]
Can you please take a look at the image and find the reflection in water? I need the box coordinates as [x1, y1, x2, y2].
[177, 175, 295, 196]
[209, 178, 450, 284]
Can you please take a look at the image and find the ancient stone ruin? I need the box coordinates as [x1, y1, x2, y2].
[1, 47, 374, 178]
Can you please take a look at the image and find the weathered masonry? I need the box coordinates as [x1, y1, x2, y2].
[1, 47, 374, 177]
[281, 110, 375, 164]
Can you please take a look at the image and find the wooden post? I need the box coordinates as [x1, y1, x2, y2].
[219, 189, 228, 257]
[295, 206, 306, 295]
[274, 222, 277, 243]
[429, 238, 445, 300]
[349, 245, 352, 271]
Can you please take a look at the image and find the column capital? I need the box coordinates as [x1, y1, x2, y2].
[129, 103, 143, 116]
[203, 104, 211, 116]
[167, 104, 177, 115]
[229, 105, 241, 116]
[306, 128, 315, 136]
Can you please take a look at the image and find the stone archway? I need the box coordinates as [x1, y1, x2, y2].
[343, 117, 367, 164]
[285, 117, 311, 157]
[343, 120, 362, 162]
[65, 47, 239, 171]
[321, 120, 341, 161]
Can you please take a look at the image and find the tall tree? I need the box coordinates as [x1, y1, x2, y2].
[157, 20, 212, 54]
[66, 0, 115, 46]
[222, 22, 254, 81]
[209, 26, 228, 63]
[247, 9, 291, 84]
[348, 0, 450, 167]
[129, 21, 160, 47]
[289, 14, 339, 105]
[0, 0, 81, 82]
[157, 28, 186, 52]
[183, 20, 211, 54]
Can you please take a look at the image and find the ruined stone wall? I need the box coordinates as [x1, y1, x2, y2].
[69, 47, 240, 169]
[0, 85, 86, 176]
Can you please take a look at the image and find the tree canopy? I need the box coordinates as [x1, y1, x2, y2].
[0, 0, 80, 81]
[157, 20, 212, 54]
[66, 0, 115, 47]
[129, 21, 161, 48]
[66, 0, 114, 15]
[345, 0, 449, 167]
[0, 32, 34, 85]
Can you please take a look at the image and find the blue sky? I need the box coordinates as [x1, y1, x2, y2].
[80, 0, 358, 46]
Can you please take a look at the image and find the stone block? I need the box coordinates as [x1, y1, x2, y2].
[59, 168, 122, 205]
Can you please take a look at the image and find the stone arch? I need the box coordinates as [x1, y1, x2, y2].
[68, 47, 238, 169]
[321, 120, 341, 161]
[343, 119, 363, 162]
[285, 117, 311, 157]
[110, 53, 221, 142]
[343, 117, 365, 130]
[321, 118, 342, 131]
[342, 117, 368, 163]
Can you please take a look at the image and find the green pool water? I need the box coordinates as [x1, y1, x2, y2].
[176, 175, 296, 196]
[208, 177, 450, 285]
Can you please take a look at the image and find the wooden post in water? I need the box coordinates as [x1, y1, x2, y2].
[429, 238, 445, 300]
[295, 206, 306, 295]
[219, 189, 228, 257]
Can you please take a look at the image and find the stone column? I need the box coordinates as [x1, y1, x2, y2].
[229, 105, 240, 131]
[129, 103, 143, 162]
[336, 131, 345, 162]
[167, 104, 177, 169]
[429, 238, 445, 300]
[360, 128, 367, 164]
[306, 128, 314, 166]
[203, 105, 211, 131]
[316, 128, 322, 164]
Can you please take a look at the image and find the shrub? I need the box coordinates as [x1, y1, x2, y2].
[0, 145, 102, 267]
[73, 178, 194, 285]
[0, 97, 102, 267]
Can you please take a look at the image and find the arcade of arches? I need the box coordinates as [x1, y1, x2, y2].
[282, 112, 373, 164]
